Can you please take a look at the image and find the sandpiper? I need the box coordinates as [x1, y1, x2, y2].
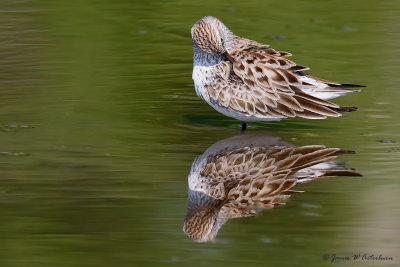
[183, 134, 362, 242]
[191, 16, 363, 130]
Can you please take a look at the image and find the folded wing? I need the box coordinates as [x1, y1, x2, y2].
[207, 56, 342, 119]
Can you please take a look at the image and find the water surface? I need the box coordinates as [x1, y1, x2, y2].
[0, 0, 399, 266]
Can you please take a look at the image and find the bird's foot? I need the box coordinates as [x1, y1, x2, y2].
[241, 121, 247, 133]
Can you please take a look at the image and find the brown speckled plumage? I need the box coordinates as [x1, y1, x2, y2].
[183, 135, 362, 242]
[191, 16, 363, 123]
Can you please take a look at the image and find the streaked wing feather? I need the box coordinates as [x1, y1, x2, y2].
[207, 50, 341, 119]
[216, 145, 360, 213]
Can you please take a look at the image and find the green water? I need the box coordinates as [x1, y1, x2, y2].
[0, 0, 399, 266]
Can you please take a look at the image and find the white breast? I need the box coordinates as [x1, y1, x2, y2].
[192, 65, 210, 99]
[192, 44, 224, 99]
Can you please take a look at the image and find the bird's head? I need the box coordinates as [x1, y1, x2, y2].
[183, 205, 220, 242]
[191, 16, 232, 55]
[183, 188, 225, 242]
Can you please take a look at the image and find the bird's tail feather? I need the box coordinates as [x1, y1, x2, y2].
[330, 106, 358, 113]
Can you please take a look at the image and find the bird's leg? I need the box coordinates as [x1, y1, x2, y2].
[241, 121, 247, 133]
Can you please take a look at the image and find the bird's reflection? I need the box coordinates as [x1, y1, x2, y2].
[183, 134, 361, 242]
